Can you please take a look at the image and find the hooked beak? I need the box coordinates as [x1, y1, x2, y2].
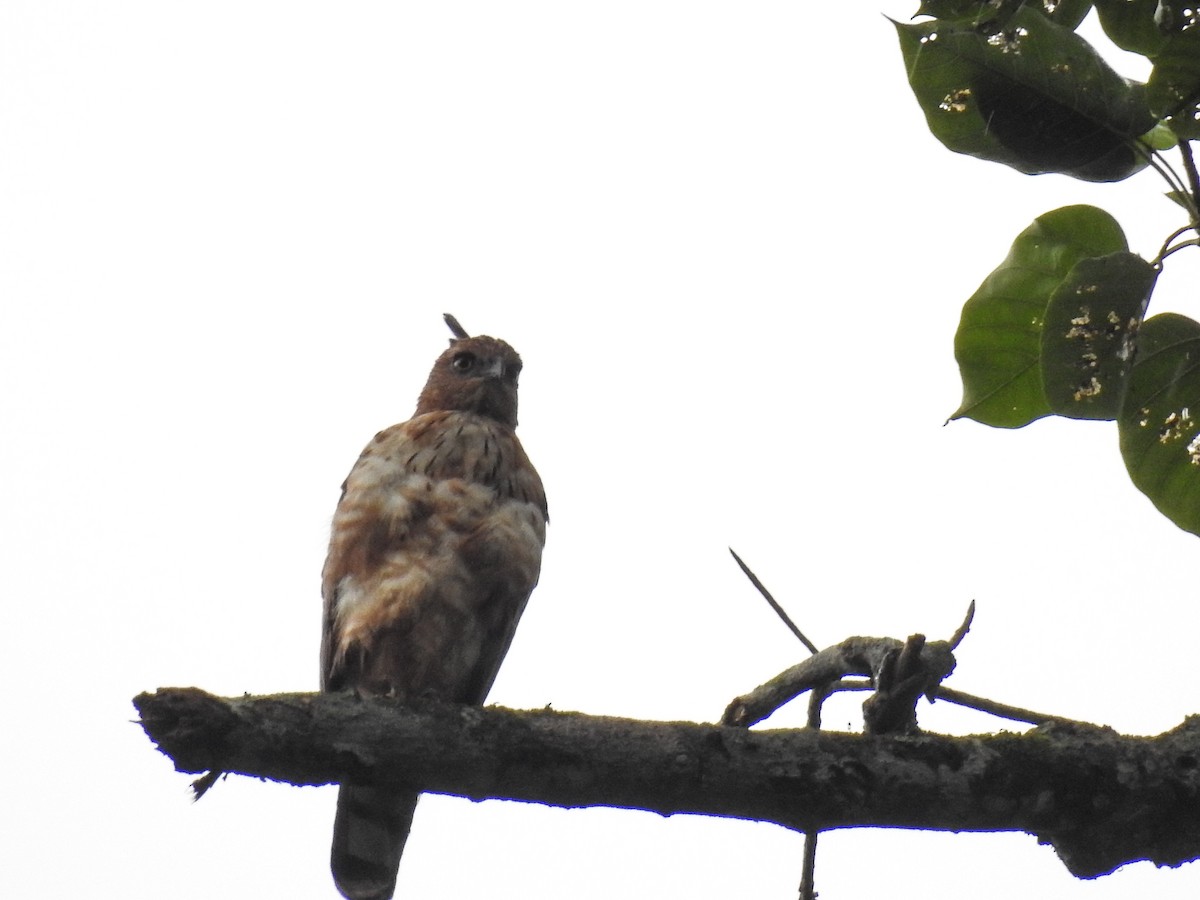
[480, 357, 507, 380]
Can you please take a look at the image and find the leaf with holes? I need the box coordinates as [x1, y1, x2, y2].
[952, 205, 1129, 428]
[895, 5, 1155, 181]
[1118, 314, 1200, 536]
[1040, 252, 1157, 420]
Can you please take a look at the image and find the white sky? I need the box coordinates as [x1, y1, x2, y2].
[3, 3, 1199, 898]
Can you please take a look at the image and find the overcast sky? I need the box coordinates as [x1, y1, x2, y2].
[3, 3, 1199, 898]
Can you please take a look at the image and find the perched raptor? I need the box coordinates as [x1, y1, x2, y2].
[320, 315, 547, 900]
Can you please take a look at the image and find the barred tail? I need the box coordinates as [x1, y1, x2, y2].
[331, 786, 419, 900]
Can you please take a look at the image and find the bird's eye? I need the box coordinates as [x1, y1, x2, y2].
[451, 352, 476, 372]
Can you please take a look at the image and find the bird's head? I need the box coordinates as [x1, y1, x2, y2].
[415, 316, 524, 428]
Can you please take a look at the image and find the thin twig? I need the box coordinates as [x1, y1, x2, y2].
[729, 548, 819, 655]
[948, 599, 975, 650]
[935, 686, 1084, 727]
[799, 832, 819, 900]
[443, 312, 470, 339]
[751, 676, 1084, 730]
[799, 677, 833, 899]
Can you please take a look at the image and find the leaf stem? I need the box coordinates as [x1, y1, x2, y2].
[1179, 140, 1200, 227]
[1158, 238, 1200, 265]
[1146, 147, 1190, 201]
[1155, 224, 1197, 266]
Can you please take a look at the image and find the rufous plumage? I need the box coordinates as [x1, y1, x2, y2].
[320, 315, 547, 900]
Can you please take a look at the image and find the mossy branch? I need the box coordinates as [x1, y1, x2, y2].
[135, 687, 1200, 879]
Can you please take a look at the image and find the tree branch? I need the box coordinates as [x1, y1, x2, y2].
[721, 634, 957, 729]
[134, 688, 1200, 879]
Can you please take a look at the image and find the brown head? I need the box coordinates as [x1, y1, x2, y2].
[414, 316, 524, 428]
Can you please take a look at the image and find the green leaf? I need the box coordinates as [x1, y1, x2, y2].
[1138, 120, 1179, 150]
[917, 0, 1092, 30]
[1118, 313, 1200, 536]
[952, 205, 1129, 428]
[1040, 252, 1157, 420]
[1166, 190, 1194, 211]
[916, 0, 998, 19]
[1147, 3, 1200, 139]
[894, 6, 1155, 181]
[1094, 0, 1168, 56]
